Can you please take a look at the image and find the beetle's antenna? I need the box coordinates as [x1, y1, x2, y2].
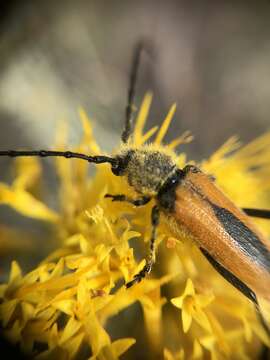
[121, 42, 144, 143]
[0, 150, 116, 166]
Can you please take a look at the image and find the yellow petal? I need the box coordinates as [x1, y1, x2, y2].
[77, 277, 90, 308]
[0, 299, 18, 326]
[62, 331, 85, 358]
[182, 304, 192, 333]
[134, 92, 153, 145]
[111, 338, 136, 357]
[199, 335, 216, 351]
[167, 130, 194, 150]
[84, 304, 111, 358]
[99, 274, 175, 324]
[35, 346, 68, 360]
[171, 295, 184, 309]
[48, 258, 65, 279]
[193, 308, 212, 333]
[140, 126, 158, 144]
[13, 157, 41, 190]
[60, 317, 82, 344]
[4, 319, 21, 343]
[192, 339, 203, 359]
[78, 107, 101, 154]
[21, 301, 35, 324]
[48, 322, 58, 349]
[155, 103, 176, 145]
[52, 300, 75, 315]
[184, 278, 195, 297]
[196, 293, 215, 308]
[242, 317, 253, 342]
[164, 348, 174, 360]
[0, 184, 59, 222]
[9, 260, 22, 284]
[171, 279, 195, 309]
[207, 312, 229, 355]
[140, 288, 166, 351]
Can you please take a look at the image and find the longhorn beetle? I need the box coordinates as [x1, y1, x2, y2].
[0, 42, 270, 334]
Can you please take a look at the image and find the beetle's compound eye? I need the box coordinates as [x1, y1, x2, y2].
[111, 159, 125, 176]
[110, 156, 128, 176]
[110, 151, 134, 176]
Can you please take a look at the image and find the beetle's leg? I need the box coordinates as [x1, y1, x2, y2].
[243, 208, 270, 219]
[105, 194, 151, 207]
[126, 205, 160, 288]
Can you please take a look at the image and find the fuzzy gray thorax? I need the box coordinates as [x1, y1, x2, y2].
[120, 149, 177, 196]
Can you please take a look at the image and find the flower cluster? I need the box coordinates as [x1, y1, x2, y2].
[0, 94, 270, 359]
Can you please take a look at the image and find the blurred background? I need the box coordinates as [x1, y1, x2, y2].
[0, 0, 270, 358]
[1, 1, 270, 155]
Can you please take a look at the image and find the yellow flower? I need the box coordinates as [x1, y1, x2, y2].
[0, 93, 269, 359]
[171, 278, 214, 333]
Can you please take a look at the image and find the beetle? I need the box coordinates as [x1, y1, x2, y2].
[0, 42, 270, 331]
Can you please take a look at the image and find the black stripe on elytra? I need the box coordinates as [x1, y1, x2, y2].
[201, 248, 270, 337]
[200, 247, 257, 303]
[209, 202, 270, 271]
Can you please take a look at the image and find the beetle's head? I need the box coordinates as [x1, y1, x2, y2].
[110, 148, 176, 196]
[110, 150, 135, 176]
